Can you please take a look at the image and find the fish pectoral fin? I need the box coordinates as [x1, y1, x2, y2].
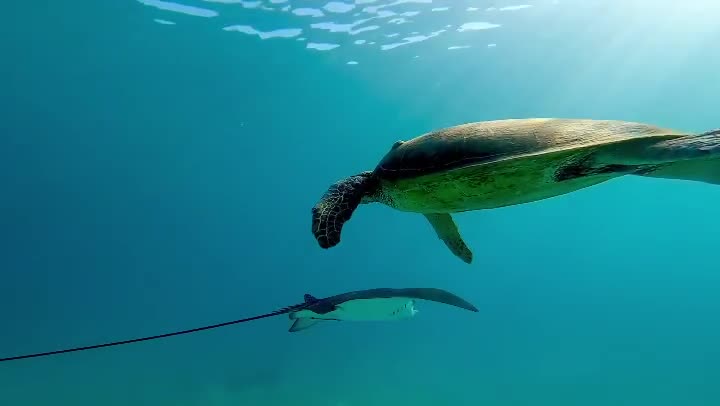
[288, 318, 321, 332]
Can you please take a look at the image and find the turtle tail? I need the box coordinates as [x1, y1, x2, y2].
[312, 171, 377, 249]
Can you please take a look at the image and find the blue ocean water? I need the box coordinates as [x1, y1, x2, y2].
[2, 0, 720, 405]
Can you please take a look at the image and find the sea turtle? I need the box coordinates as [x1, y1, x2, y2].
[311, 118, 720, 264]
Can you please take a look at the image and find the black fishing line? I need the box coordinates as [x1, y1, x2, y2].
[0, 306, 300, 363]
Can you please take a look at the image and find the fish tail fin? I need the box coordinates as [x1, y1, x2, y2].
[288, 318, 321, 332]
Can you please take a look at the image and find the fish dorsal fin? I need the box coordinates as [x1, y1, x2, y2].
[304, 294, 318, 303]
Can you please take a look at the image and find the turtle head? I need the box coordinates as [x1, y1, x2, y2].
[312, 171, 379, 249]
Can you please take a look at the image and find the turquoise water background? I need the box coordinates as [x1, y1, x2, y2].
[2, 0, 720, 405]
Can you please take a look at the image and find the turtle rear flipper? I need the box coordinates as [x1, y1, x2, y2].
[599, 129, 720, 185]
[424, 213, 473, 264]
[312, 172, 377, 248]
[643, 158, 720, 185]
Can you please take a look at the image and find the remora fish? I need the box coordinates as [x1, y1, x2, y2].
[287, 287, 478, 332]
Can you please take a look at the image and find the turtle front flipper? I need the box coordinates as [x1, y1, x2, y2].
[423, 213, 473, 264]
[312, 172, 377, 249]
